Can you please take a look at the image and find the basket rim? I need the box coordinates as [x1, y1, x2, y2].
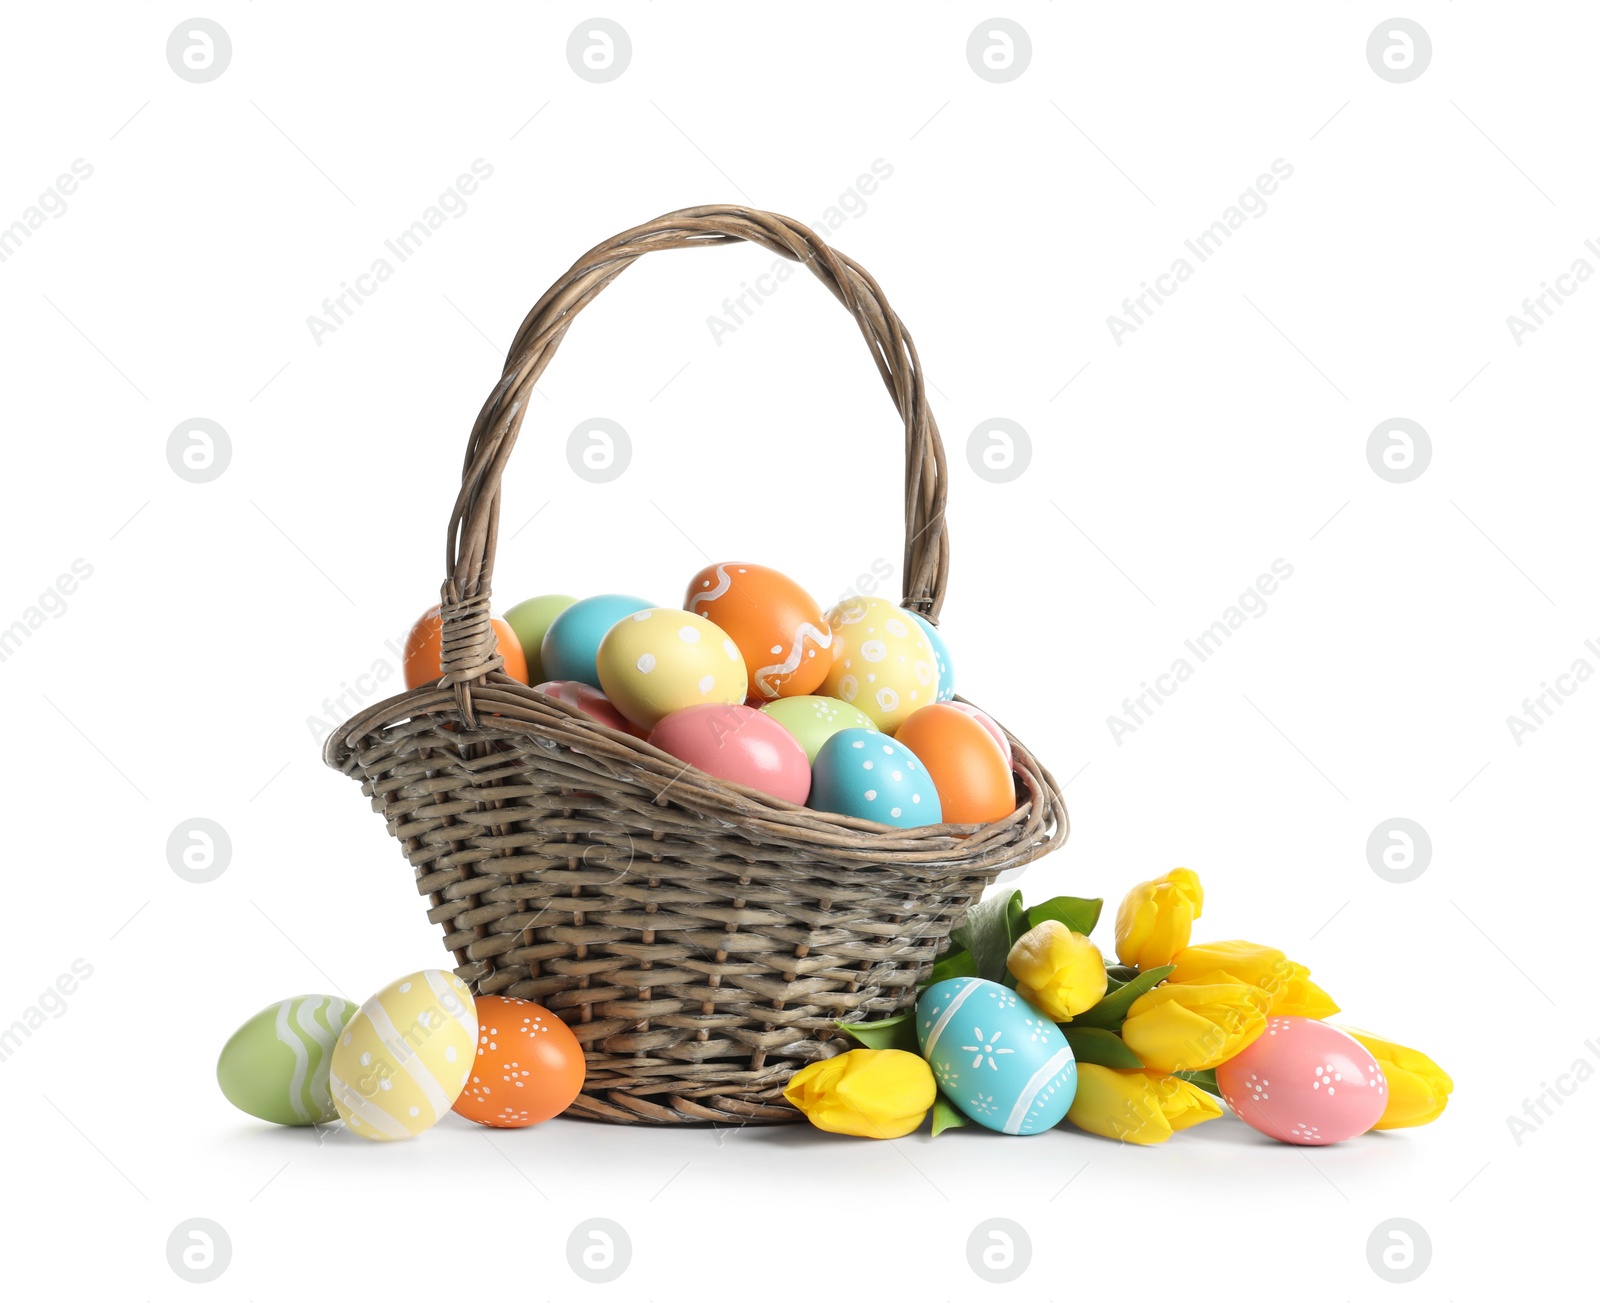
[324, 673, 1068, 871]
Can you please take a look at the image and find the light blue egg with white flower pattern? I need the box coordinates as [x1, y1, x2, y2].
[808, 728, 942, 827]
[916, 977, 1077, 1135]
[907, 611, 955, 701]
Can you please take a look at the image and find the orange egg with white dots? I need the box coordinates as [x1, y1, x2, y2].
[450, 995, 586, 1128]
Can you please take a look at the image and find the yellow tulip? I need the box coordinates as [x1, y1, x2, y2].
[1168, 940, 1339, 1019]
[1340, 1027, 1454, 1129]
[1121, 980, 1268, 1072]
[783, 1048, 936, 1139]
[1115, 869, 1204, 970]
[1066, 1064, 1224, 1144]
[1007, 920, 1109, 1022]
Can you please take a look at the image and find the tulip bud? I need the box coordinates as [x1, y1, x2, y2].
[1114, 869, 1204, 970]
[1066, 1064, 1223, 1144]
[783, 1048, 936, 1139]
[1339, 1027, 1454, 1129]
[1006, 920, 1109, 1022]
[1168, 939, 1339, 1019]
[1121, 980, 1268, 1073]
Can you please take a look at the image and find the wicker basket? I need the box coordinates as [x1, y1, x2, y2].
[323, 204, 1068, 1124]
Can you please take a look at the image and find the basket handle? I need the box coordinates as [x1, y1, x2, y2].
[437, 204, 952, 702]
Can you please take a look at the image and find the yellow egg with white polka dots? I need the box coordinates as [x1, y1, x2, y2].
[595, 607, 749, 730]
[820, 596, 941, 732]
[329, 970, 478, 1142]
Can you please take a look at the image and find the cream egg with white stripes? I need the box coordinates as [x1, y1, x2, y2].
[330, 970, 478, 1141]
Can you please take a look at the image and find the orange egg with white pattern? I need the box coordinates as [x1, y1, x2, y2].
[450, 995, 586, 1128]
[685, 563, 835, 700]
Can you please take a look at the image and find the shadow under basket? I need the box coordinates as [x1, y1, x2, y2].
[324, 204, 1068, 1125]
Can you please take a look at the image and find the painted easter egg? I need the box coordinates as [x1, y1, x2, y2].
[895, 703, 1016, 825]
[403, 605, 529, 689]
[451, 996, 586, 1128]
[540, 595, 654, 688]
[503, 594, 577, 684]
[947, 701, 1011, 764]
[649, 703, 811, 804]
[820, 596, 940, 732]
[759, 695, 879, 763]
[330, 970, 478, 1142]
[216, 995, 356, 1126]
[809, 728, 941, 827]
[908, 611, 956, 701]
[1216, 1016, 1388, 1145]
[597, 608, 748, 730]
[533, 680, 645, 736]
[916, 977, 1077, 1135]
[685, 563, 835, 700]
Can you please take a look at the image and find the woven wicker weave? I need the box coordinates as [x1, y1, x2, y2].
[324, 205, 1068, 1124]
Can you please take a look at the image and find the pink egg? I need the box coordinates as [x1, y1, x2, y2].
[648, 703, 811, 805]
[534, 680, 645, 737]
[1217, 1016, 1388, 1145]
[947, 702, 1011, 764]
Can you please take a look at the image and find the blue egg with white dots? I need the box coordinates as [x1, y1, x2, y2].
[539, 594, 654, 688]
[908, 611, 955, 701]
[916, 977, 1077, 1135]
[808, 728, 942, 827]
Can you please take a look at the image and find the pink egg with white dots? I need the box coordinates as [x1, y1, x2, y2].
[1217, 1016, 1387, 1145]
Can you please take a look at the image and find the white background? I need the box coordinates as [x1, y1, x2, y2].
[1, 3, 1592, 1298]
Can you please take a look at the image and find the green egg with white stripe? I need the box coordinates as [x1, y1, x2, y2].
[916, 977, 1077, 1135]
[217, 994, 356, 1126]
[330, 970, 478, 1141]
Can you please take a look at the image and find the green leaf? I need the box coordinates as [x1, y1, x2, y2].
[926, 946, 977, 986]
[1062, 1025, 1145, 1070]
[1001, 893, 1028, 988]
[949, 889, 1021, 984]
[1174, 1068, 1222, 1097]
[1024, 896, 1104, 938]
[836, 1013, 919, 1053]
[1105, 964, 1139, 983]
[931, 1093, 968, 1137]
[1006, 892, 1028, 944]
[1073, 964, 1174, 1030]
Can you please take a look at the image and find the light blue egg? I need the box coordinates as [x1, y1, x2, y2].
[908, 611, 955, 701]
[539, 594, 653, 688]
[916, 977, 1077, 1135]
[809, 728, 942, 827]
